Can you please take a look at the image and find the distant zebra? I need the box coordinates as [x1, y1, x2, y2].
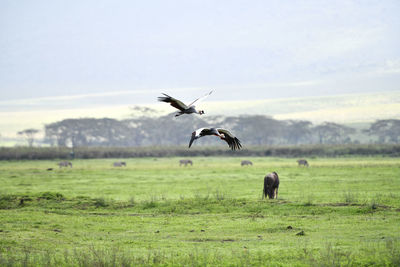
[297, 159, 309, 167]
[58, 161, 72, 168]
[241, 160, 253, 166]
[113, 162, 126, 167]
[179, 159, 193, 166]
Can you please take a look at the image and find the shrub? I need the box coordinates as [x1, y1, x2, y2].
[93, 197, 108, 208]
[38, 192, 64, 201]
[1, 144, 400, 160]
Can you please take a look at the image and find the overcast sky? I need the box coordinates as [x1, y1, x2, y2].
[1, 0, 399, 107]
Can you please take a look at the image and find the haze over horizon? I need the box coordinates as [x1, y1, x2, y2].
[1, 1, 400, 142]
[1, 1, 399, 105]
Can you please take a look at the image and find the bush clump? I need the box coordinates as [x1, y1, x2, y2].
[37, 192, 64, 201]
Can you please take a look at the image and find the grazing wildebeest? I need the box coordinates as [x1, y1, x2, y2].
[241, 160, 253, 166]
[113, 162, 126, 167]
[179, 159, 193, 166]
[263, 172, 279, 199]
[58, 161, 72, 168]
[297, 159, 309, 167]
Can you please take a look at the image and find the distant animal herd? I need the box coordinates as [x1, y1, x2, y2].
[51, 158, 310, 200]
[47, 92, 311, 200]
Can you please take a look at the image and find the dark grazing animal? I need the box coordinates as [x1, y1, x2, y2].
[179, 159, 193, 166]
[58, 161, 72, 168]
[241, 160, 253, 166]
[297, 159, 309, 167]
[113, 162, 126, 167]
[263, 172, 279, 199]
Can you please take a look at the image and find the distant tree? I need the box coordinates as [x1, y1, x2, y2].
[45, 124, 63, 146]
[313, 122, 356, 144]
[364, 119, 400, 144]
[284, 120, 313, 144]
[45, 118, 133, 147]
[17, 128, 39, 147]
[231, 115, 285, 145]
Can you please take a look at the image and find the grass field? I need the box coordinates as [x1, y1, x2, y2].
[0, 157, 399, 266]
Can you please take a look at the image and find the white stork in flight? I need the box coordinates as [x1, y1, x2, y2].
[158, 90, 213, 117]
[189, 127, 242, 150]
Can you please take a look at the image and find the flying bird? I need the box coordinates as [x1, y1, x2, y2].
[158, 90, 213, 117]
[189, 127, 242, 150]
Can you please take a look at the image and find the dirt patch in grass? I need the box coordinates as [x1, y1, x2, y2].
[320, 203, 392, 209]
[188, 238, 218, 243]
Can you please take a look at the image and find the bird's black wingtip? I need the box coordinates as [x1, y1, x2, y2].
[158, 93, 172, 102]
[232, 138, 242, 150]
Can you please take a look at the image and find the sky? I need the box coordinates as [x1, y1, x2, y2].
[1, 0, 400, 112]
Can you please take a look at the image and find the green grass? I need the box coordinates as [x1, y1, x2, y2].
[0, 157, 399, 266]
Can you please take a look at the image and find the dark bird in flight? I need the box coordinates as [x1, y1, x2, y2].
[158, 90, 213, 117]
[189, 127, 242, 150]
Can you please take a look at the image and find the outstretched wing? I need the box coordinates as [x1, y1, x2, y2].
[187, 90, 213, 107]
[188, 128, 209, 148]
[158, 93, 188, 111]
[217, 128, 242, 150]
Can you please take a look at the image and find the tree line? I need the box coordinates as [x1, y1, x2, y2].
[31, 115, 400, 147]
[1, 144, 400, 160]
